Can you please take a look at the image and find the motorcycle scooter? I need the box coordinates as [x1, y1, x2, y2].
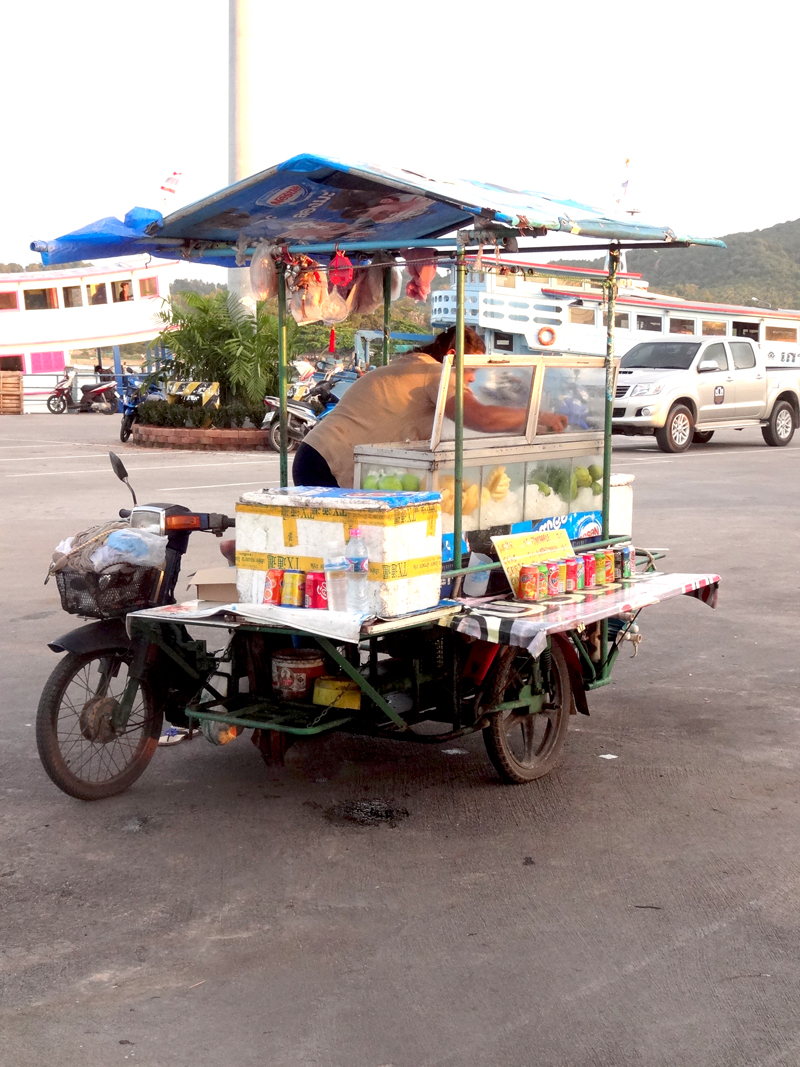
[47, 369, 119, 415]
[119, 376, 167, 442]
[263, 370, 360, 452]
[36, 452, 235, 800]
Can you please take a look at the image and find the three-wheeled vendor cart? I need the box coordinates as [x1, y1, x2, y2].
[34, 156, 723, 799]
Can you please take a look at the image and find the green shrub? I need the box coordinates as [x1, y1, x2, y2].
[137, 399, 169, 426]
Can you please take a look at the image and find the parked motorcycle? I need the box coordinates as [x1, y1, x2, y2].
[263, 374, 358, 452]
[37, 452, 235, 800]
[120, 377, 167, 443]
[47, 370, 119, 415]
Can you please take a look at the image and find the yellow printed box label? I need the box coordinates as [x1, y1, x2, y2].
[236, 550, 323, 572]
[367, 556, 441, 582]
[237, 502, 438, 529]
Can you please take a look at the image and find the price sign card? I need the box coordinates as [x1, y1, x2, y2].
[491, 528, 574, 595]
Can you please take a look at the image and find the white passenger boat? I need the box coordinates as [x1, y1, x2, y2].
[0, 256, 177, 412]
[431, 258, 800, 370]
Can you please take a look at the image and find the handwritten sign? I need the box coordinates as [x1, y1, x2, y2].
[491, 528, 573, 595]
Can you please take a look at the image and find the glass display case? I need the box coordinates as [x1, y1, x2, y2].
[353, 356, 613, 544]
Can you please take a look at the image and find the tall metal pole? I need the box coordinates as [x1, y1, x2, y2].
[453, 247, 466, 566]
[277, 262, 289, 488]
[601, 248, 619, 540]
[227, 0, 253, 300]
[381, 266, 392, 367]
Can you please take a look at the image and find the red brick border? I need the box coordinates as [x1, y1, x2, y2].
[131, 425, 271, 451]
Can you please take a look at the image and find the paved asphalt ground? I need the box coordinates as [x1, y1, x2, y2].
[1, 417, 798, 1067]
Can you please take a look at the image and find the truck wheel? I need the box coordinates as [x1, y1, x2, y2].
[692, 430, 714, 444]
[655, 405, 694, 453]
[762, 400, 796, 447]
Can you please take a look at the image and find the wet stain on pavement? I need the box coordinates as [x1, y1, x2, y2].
[325, 798, 409, 828]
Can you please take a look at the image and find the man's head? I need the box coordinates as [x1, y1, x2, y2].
[421, 325, 485, 363]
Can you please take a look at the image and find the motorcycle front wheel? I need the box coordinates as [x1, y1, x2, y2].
[47, 394, 67, 414]
[120, 414, 134, 442]
[268, 420, 299, 453]
[36, 649, 162, 801]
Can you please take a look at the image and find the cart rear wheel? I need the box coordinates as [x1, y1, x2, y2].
[481, 644, 571, 783]
[36, 649, 162, 801]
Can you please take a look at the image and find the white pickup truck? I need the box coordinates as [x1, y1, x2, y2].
[612, 338, 800, 452]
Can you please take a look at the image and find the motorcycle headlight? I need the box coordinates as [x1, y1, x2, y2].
[630, 383, 664, 397]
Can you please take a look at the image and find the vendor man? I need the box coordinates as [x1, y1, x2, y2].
[293, 326, 527, 489]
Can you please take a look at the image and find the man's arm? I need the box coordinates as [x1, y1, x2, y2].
[444, 392, 527, 433]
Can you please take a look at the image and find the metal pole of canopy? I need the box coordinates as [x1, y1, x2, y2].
[601, 248, 619, 539]
[381, 265, 392, 366]
[277, 261, 289, 488]
[453, 247, 466, 568]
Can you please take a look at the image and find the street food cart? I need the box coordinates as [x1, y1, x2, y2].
[34, 156, 724, 798]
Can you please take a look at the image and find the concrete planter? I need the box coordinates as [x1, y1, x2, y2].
[131, 424, 270, 451]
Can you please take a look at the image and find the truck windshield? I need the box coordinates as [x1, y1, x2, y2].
[620, 342, 700, 370]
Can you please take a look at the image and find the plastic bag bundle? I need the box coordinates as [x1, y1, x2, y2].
[89, 528, 168, 572]
[321, 287, 348, 324]
[345, 253, 401, 315]
[249, 242, 278, 301]
[403, 248, 438, 302]
[288, 257, 327, 324]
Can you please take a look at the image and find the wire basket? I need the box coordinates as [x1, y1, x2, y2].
[55, 566, 161, 620]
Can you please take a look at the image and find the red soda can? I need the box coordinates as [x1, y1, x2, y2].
[518, 564, 539, 601]
[537, 563, 549, 599]
[565, 557, 578, 593]
[262, 569, 284, 604]
[546, 561, 560, 596]
[304, 572, 327, 609]
[582, 552, 596, 587]
[281, 570, 305, 607]
[604, 550, 615, 584]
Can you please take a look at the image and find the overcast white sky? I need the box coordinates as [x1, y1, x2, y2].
[3, 0, 799, 279]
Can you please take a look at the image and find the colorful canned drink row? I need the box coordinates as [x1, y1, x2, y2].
[516, 544, 635, 601]
[262, 569, 328, 609]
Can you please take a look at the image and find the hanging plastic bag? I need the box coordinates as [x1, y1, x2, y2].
[403, 247, 438, 302]
[321, 286, 348, 324]
[329, 251, 353, 289]
[289, 260, 326, 324]
[249, 242, 278, 301]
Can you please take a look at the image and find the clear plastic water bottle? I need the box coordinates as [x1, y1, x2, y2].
[323, 540, 349, 613]
[345, 527, 369, 613]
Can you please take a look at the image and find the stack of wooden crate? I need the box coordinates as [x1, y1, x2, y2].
[0, 372, 23, 415]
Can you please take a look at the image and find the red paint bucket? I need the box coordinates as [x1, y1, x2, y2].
[271, 649, 326, 701]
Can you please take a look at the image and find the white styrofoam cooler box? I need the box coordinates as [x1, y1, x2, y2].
[235, 487, 442, 618]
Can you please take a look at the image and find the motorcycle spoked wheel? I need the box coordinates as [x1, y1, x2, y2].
[36, 649, 162, 801]
[47, 395, 68, 414]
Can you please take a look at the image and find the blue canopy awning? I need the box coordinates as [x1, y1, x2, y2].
[33, 154, 725, 266]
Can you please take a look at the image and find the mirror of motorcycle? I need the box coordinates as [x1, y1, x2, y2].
[109, 451, 137, 506]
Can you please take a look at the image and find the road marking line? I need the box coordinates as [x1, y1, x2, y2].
[0, 454, 118, 462]
[159, 480, 281, 491]
[7, 459, 280, 478]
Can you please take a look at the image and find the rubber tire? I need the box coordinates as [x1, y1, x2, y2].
[761, 400, 796, 447]
[36, 649, 162, 801]
[120, 414, 134, 443]
[655, 404, 695, 453]
[482, 644, 571, 783]
[268, 420, 299, 453]
[692, 430, 714, 444]
[103, 392, 119, 414]
[47, 394, 67, 414]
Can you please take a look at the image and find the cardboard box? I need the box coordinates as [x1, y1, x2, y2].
[235, 487, 442, 617]
[187, 567, 239, 603]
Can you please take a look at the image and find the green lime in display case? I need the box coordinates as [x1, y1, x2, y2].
[569, 454, 604, 514]
[360, 466, 429, 492]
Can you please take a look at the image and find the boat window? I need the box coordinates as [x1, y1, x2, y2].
[620, 342, 700, 370]
[603, 311, 629, 329]
[732, 320, 759, 340]
[112, 280, 134, 302]
[569, 306, 595, 325]
[702, 343, 728, 371]
[495, 273, 516, 288]
[669, 317, 695, 335]
[23, 288, 58, 310]
[636, 314, 662, 333]
[139, 276, 159, 298]
[0, 355, 23, 370]
[62, 286, 83, 308]
[533, 316, 561, 326]
[730, 341, 757, 370]
[0, 292, 18, 311]
[87, 283, 108, 305]
[765, 325, 797, 342]
[493, 331, 515, 352]
[701, 319, 726, 336]
[534, 304, 562, 313]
